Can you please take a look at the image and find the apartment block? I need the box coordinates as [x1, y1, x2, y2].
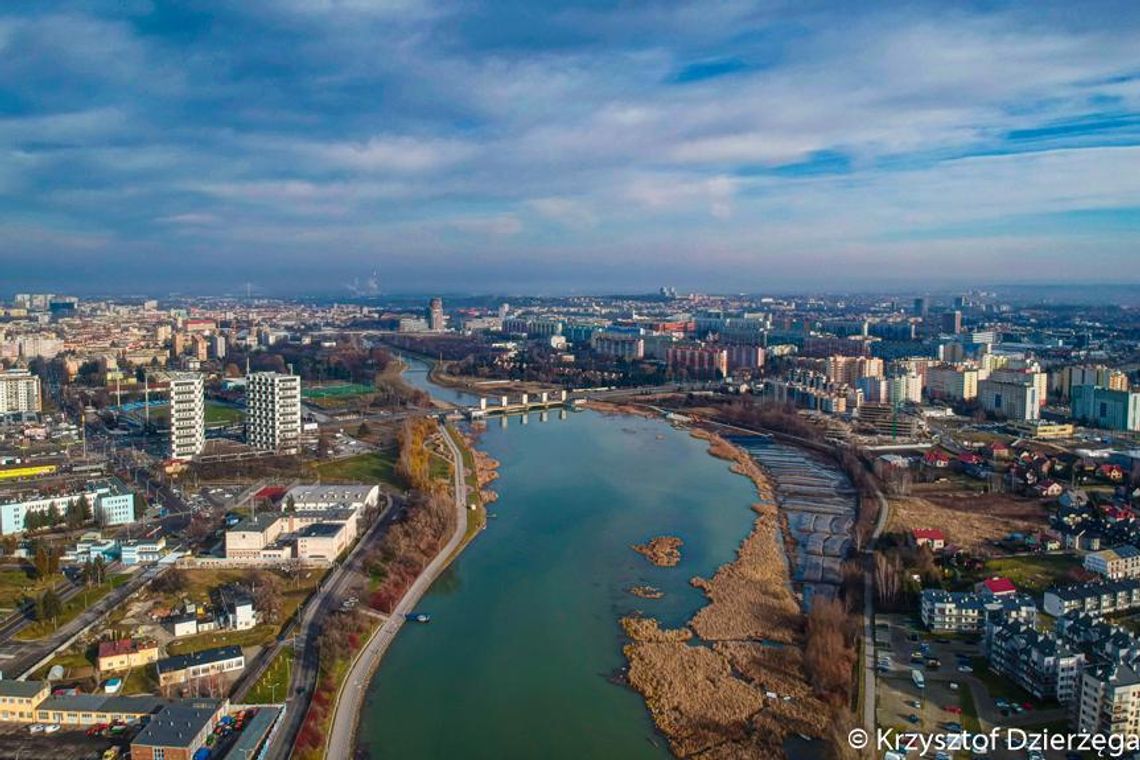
[920, 589, 1037, 632]
[1043, 580, 1140, 618]
[0, 369, 41, 414]
[1077, 662, 1140, 736]
[1071, 385, 1140, 432]
[247, 372, 302, 454]
[1085, 546, 1140, 580]
[926, 365, 980, 401]
[168, 372, 205, 459]
[978, 378, 1039, 421]
[987, 620, 1085, 703]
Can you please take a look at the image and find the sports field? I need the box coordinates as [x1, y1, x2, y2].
[301, 383, 374, 399]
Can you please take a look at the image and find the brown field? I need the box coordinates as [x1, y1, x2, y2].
[888, 493, 1049, 551]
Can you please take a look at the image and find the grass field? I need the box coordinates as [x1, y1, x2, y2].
[975, 554, 1080, 595]
[0, 567, 58, 609]
[302, 384, 374, 399]
[309, 449, 399, 485]
[144, 401, 243, 426]
[246, 647, 294, 704]
[165, 622, 279, 656]
[15, 574, 130, 641]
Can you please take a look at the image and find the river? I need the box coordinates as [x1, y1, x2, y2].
[356, 358, 768, 758]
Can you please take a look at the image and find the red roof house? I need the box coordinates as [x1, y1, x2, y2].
[981, 577, 1017, 596]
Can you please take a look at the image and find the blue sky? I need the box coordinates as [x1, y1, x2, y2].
[2, 0, 1139, 295]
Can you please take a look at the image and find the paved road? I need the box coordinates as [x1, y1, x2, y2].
[323, 426, 470, 760]
[3, 564, 166, 679]
[861, 481, 890, 733]
[258, 493, 396, 759]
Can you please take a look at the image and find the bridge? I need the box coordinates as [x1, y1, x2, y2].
[464, 389, 571, 419]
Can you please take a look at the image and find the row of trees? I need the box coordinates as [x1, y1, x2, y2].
[394, 418, 439, 492]
[23, 495, 94, 533]
[803, 596, 859, 706]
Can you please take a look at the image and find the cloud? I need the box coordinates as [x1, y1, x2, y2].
[1, 1, 1139, 292]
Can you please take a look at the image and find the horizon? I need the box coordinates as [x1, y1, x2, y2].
[3, 1, 1139, 292]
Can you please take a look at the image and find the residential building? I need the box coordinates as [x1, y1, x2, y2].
[911, 528, 945, 551]
[218, 587, 257, 630]
[1077, 662, 1140, 736]
[168, 372, 205, 459]
[0, 369, 42, 414]
[247, 372, 302, 454]
[920, 589, 1037, 632]
[1085, 546, 1140, 580]
[724, 344, 765, 371]
[987, 620, 1085, 703]
[131, 699, 227, 760]
[0, 681, 50, 722]
[824, 356, 883, 385]
[978, 378, 1039, 421]
[0, 490, 85, 535]
[592, 333, 645, 360]
[1058, 365, 1129, 400]
[667, 345, 728, 378]
[926, 365, 980, 401]
[89, 478, 136, 526]
[1071, 385, 1140, 432]
[1043, 580, 1140, 618]
[156, 646, 245, 687]
[97, 639, 160, 673]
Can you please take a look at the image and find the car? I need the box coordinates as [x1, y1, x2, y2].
[906, 713, 920, 724]
[949, 682, 959, 690]
[44, 724, 60, 734]
[908, 699, 922, 709]
[944, 705, 962, 714]
[944, 721, 962, 732]
[29, 724, 45, 734]
[1021, 702, 1034, 711]
[958, 665, 973, 673]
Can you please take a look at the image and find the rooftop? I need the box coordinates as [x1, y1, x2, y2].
[98, 638, 157, 659]
[157, 645, 244, 674]
[131, 699, 223, 749]
[0, 680, 49, 699]
[299, 522, 344, 538]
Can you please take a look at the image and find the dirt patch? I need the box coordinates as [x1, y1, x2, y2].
[633, 536, 683, 567]
[629, 585, 664, 600]
[888, 493, 1047, 551]
[581, 399, 661, 419]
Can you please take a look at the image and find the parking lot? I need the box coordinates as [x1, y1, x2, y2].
[874, 615, 1081, 759]
[0, 723, 123, 760]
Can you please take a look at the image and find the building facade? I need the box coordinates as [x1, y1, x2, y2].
[1071, 386, 1140, 432]
[168, 372, 205, 459]
[0, 369, 42, 414]
[246, 372, 302, 454]
[978, 378, 1039, 421]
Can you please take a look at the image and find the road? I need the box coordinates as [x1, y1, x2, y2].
[322, 426, 470, 760]
[0, 564, 166, 679]
[861, 480, 890, 734]
[257, 492, 396, 759]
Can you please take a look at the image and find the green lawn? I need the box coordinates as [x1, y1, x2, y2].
[302, 384, 374, 399]
[144, 401, 242, 426]
[976, 555, 1081, 595]
[246, 647, 293, 704]
[0, 568, 59, 609]
[309, 449, 398, 485]
[15, 575, 130, 641]
[165, 623, 278, 656]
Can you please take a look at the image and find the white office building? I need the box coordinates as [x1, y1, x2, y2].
[246, 372, 302, 454]
[168, 372, 205, 459]
[0, 370, 42, 414]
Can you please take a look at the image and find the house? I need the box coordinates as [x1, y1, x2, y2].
[166, 614, 200, 639]
[1085, 546, 1140, 580]
[1035, 480, 1064, 498]
[923, 449, 951, 468]
[912, 528, 946, 551]
[980, 577, 1018, 597]
[985, 441, 1011, 459]
[131, 699, 227, 760]
[156, 646, 245, 687]
[217, 586, 257, 631]
[97, 638, 159, 673]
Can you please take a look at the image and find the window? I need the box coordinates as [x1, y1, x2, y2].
[154, 749, 165, 760]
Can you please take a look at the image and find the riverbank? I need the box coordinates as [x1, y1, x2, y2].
[622, 428, 827, 758]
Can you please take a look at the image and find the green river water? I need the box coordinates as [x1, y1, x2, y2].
[358, 361, 767, 759]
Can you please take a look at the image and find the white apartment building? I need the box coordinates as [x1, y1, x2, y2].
[168, 372, 205, 459]
[246, 372, 302, 454]
[1085, 546, 1140, 580]
[1077, 662, 1140, 736]
[978, 378, 1039, 421]
[0, 370, 42, 414]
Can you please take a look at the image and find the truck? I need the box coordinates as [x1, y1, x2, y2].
[912, 669, 925, 689]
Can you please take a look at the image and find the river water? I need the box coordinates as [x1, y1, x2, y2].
[357, 359, 763, 758]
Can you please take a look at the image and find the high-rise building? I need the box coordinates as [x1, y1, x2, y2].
[978, 378, 1039, 421]
[168, 373, 205, 459]
[913, 297, 928, 318]
[1071, 386, 1140, 432]
[0, 370, 42, 414]
[246, 372, 302, 454]
[926, 365, 979, 401]
[427, 297, 445, 332]
[941, 310, 962, 334]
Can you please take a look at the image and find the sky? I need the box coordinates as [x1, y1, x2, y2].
[2, 0, 1139, 296]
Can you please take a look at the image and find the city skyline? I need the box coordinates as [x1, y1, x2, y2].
[3, 1, 1140, 293]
